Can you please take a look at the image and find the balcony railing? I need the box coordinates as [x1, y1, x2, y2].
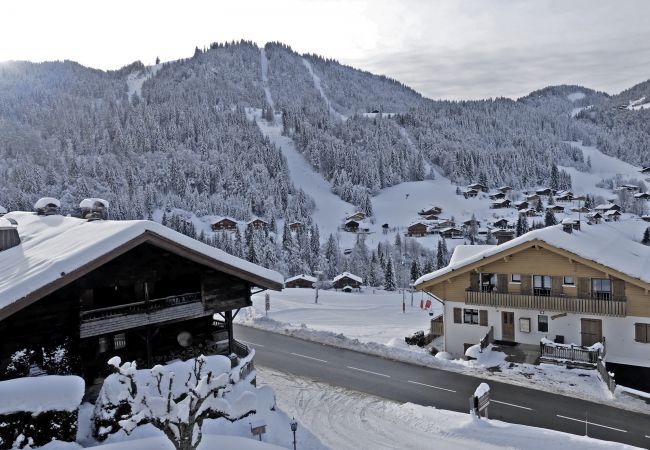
[80, 292, 202, 322]
[540, 339, 602, 366]
[465, 290, 626, 317]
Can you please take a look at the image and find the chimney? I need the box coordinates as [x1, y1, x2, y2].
[494, 229, 515, 244]
[0, 218, 20, 251]
[80, 198, 109, 221]
[34, 197, 61, 216]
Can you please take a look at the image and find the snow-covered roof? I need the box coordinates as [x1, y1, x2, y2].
[33, 197, 61, 209]
[604, 210, 621, 216]
[439, 227, 462, 233]
[0, 218, 16, 230]
[79, 197, 109, 209]
[449, 245, 495, 265]
[285, 274, 317, 283]
[595, 203, 619, 210]
[334, 271, 362, 283]
[416, 220, 650, 287]
[492, 199, 510, 205]
[0, 212, 284, 313]
[0, 375, 84, 415]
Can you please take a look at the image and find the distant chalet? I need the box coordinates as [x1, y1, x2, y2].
[284, 274, 316, 289]
[211, 217, 238, 232]
[333, 272, 363, 291]
[0, 211, 282, 386]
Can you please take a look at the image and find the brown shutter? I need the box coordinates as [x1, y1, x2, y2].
[479, 310, 488, 326]
[469, 272, 480, 291]
[635, 323, 648, 343]
[497, 274, 508, 293]
[520, 275, 532, 295]
[453, 307, 462, 324]
[551, 276, 563, 296]
[611, 277, 625, 301]
[577, 277, 590, 298]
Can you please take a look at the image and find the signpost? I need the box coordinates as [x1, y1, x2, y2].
[470, 382, 490, 419]
[265, 292, 270, 316]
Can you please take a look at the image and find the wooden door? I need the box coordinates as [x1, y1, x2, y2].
[501, 311, 515, 341]
[581, 319, 602, 346]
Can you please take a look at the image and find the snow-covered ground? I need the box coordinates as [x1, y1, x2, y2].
[559, 141, 645, 198]
[237, 289, 650, 414]
[126, 63, 162, 100]
[241, 288, 437, 345]
[260, 367, 636, 450]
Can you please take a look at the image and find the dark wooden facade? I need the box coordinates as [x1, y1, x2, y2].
[211, 218, 238, 231]
[0, 242, 257, 385]
[407, 223, 428, 237]
[333, 275, 362, 290]
[285, 276, 315, 289]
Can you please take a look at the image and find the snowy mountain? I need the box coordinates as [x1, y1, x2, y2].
[0, 40, 648, 280]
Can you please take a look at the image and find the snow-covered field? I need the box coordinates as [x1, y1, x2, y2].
[237, 289, 650, 414]
[260, 367, 636, 450]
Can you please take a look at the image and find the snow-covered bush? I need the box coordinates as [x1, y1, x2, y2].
[0, 375, 84, 449]
[93, 354, 257, 450]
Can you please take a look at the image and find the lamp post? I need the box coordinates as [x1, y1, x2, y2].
[290, 417, 298, 450]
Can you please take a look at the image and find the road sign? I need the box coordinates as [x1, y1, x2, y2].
[265, 292, 270, 316]
[470, 383, 490, 419]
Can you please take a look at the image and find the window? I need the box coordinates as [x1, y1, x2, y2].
[511, 274, 521, 283]
[635, 323, 650, 343]
[519, 318, 531, 333]
[114, 333, 126, 350]
[480, 273, 496, 292]
[453, 307, 462, 324]
[538, 315, 549, 333]
[563, 276, 574, 286]
[533, 275, 552, 296]
[464, 309, 479, 325]
[592, 278, 612, 300]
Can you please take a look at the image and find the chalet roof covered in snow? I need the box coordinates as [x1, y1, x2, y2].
[0, 212, 284, 314]
[333, 271, 362, 283]
[416, 220, 650, 288]
[285, 274, 317, 283]
[449, 245, 495, 265]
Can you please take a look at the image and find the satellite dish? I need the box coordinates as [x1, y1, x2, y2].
[177, 331, 193, 347]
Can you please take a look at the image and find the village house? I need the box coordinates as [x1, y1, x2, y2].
[490, 199, 511, 209]
[284, 274, 316, 289]
[439, 227, 463, 239]
[418, 206, 443, 216]
[547, 205, 565, 213]
[466, 183, 488, 193]
[492, 229, 515, 244]
[514, 201, 529, 211]
[492, 218, 510, 229]
[642, 215, 650, 222]
[346, 212, 366, 222]
[247, 218, 269, 230]
[497, 186, 513, 193]
[634, 192, 650, 201]
[333, 272, 363, 291]
[520, 208, 538, 217]
[526, 194, 540, 203]
[586, 212, 603, 225]
[605, 210, 622, 222]
[407, 221, 430, 237]
[463, 188, 479, 199]
[619, 184, 641, 193]
[640, 167, 650, 174]
[288, 221, 303, 232]
[536, 188, 553, 197]
[211, 217, 238, 232]
[595, 203, 621, 213]
[0, 209, 283, 388]
[423, 214, 439, 221]
[415, 221, 650, 391]
[554, 191, 574, 202]
[462, 219, 481, 229]
[488, 192, 506, 200]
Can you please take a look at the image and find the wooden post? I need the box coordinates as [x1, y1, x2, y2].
[226, 310, 234, 355]
[146, 327, 152, 368]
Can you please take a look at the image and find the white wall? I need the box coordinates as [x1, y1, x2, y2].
[443, 300, 650, 367]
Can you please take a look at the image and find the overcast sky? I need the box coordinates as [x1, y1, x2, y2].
[3, 0, 650, 99]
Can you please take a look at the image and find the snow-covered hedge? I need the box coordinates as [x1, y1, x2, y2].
[0, 375, 84, 449]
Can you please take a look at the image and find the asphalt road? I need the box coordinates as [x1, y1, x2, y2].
[235, 325, 650, 448]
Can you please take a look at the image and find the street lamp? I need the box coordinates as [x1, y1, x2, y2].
[290, 417, 298, 450]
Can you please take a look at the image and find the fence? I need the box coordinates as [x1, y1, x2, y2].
[597, 358, 616, 393]
[430, 314, 444, 337]
[539, 340, 601, 365]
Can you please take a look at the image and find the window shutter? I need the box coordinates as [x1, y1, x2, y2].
[453, 307, 462, 324]
[520, 275, 532, 295]
[635, 323, 648, 343]
[479, 310, 488, 326]
[611, 277, 625, 301]
[551, 276, 563, 296]
[577, 277, 590, 298]
[469, 272, 480, 291]
[497, 274, 508, 293]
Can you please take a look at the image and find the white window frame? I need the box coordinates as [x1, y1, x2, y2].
[511, 273, 521, 283]
[563, 276, 575, 286]
[463, 308, 480, 325]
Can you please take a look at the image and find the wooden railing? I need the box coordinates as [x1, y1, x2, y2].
[465, 290, 626, 316]
[540, 340, 602, 365]
[597, 358, 616, 393]
[80, 292, 202, 322]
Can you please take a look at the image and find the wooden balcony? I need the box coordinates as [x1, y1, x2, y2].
[465, 290, 626, 317]
[80, 292, 206, 338]
[540, 340, 602, 366]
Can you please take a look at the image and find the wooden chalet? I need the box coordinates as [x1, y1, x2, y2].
[514, 201, 529, 211]
[642, 215, 650, 222]
[211, 217, 238, 232]
[488, 192, 506, 200]
[640, 167, 650, 174]
[344, 219, 360, 232]
[555, 191, 574, 202]
[284, 274, 316, 289]
[333, 272, 363, 291]
[536, 188, 553, 196]
[0, 211, 283, 386]
[634, 192, 650, 200]
[497, 186, 513, 193]
[288, 221, 304, 232]
[423, 213, 439, 221]
[605, 210, 622, 222]
[595, 203, 621, 212]
[490, 199, 511, 209]
[492, 218, 510, 229]
[520, 208, 538, 217]
[247, 218, 269, 230]
[462, 219, 481, 228]
[492, 229, 515, 244]
[587, 212, 603, 224]
[439, 227, 463, 239]
[526, 194, 540, 202]
[467, 183, 488, 193]
[346, 212, 366, 222]
[619, 184, 640, 192]
[463, 188, 479, 199]
[419, 206, 443, 216]
[547, 205, 565, 213]
[407, 222, 429, 237]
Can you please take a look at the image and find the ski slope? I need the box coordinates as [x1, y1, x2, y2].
[560, 141, 644, 198]
[259, 48, 275, 110]
[302, 58, 348, 121]
[126, 63, 162, 100]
